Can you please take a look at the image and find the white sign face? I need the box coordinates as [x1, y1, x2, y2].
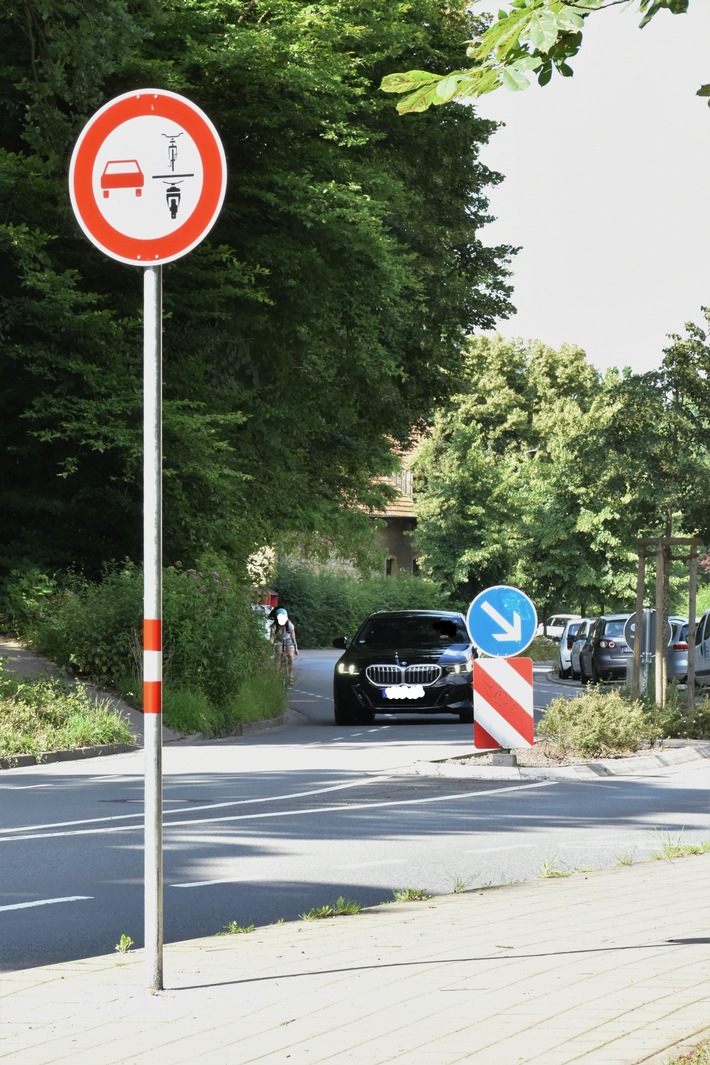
[69, 89, 227, 265]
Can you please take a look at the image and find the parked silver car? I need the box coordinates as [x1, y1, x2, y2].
[570, 618, 596, 681]
[556, 618, 583, 679]
[667, 617, 689, 684]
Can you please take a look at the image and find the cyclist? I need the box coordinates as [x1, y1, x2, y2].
[270, 608, 298, 686]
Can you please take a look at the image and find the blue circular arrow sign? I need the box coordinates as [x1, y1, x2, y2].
[466, 585, 537, 657]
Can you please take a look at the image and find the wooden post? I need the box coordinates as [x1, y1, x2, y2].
[631, 550, 646, 699]
[687, 543, 698, 711]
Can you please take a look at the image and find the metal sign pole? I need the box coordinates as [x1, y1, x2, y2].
[143, 264, 164, 991]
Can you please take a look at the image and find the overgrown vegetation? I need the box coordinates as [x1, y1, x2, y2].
[272, 561, 454, 645]
[538, 689, 661, 758]
[538, 685, 710, 759]
[0, 663, 134, 760]
[1, 558, 283, 736]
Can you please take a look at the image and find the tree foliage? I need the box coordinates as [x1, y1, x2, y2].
[412, 321, 710, 613]
[381, 1, 701, 114]
[0, 0, 514, 578]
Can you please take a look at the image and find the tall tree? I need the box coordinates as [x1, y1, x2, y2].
[413, 320, 710, 613]
[0, 0, 514, 577]
[412, 335, 606, 609]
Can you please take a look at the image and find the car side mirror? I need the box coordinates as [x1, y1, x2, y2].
[333, 636, 348, 650]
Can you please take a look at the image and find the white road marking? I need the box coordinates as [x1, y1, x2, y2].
[0, 896, 92, 912]
[333, 859, 409, 870]
[172, 880, 235, 889]
[0, 781, 556, 843]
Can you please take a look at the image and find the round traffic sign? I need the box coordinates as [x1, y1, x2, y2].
[69, 89, 227, 265]
[466, 585, 537, 658]
[624, 611, 673, 650]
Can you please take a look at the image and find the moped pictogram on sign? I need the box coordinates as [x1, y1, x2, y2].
[69, 89, 227, 266]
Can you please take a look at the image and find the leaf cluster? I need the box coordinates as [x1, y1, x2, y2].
[381, 0, 696, 113]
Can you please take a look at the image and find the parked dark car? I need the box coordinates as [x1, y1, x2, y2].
[578, 613, 633, 684]
[332, 609, 474, 725]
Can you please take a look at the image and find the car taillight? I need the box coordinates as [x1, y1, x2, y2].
[566, 636, 575, 648]
[671, 642, 688, 651]
[599, 639, 616, 648]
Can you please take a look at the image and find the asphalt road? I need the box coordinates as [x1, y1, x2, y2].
[1, 651, 708, 972]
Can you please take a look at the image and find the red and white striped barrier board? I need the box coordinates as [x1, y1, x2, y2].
[473, 657, 534, 749]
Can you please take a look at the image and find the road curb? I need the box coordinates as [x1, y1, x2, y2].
[403, 741, 710, 781]
[0, 742, 141, 770]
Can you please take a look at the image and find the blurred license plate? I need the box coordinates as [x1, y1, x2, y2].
[382, 684, 425, 699]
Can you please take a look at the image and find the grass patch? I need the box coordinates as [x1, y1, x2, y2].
[227, 670, 288, 726]
[300, 897, 361, 920]
[0, 661, 135, 760]
[651, 829, 710, 862]
[216, 920, 255, 935]
[392, 887, 433, 902]
[537, 855, 571, 879]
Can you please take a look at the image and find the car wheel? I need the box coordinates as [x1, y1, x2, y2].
[580, 663, 590, 685]
[558, 665, 571, 680]
[458, 707, 474, 724]
[590, 661, 600, 685]
[334, 699, 359, 726]
[571, 669, 580, 681]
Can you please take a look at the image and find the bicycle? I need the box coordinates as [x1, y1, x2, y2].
[273, 643, 296, 689]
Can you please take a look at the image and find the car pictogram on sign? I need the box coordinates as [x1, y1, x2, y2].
[100, 159, 145, 198]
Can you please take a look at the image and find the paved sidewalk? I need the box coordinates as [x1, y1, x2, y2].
[3, 854, 710, 1065]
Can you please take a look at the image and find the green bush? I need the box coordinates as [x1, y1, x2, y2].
[646, 684, 710, 741]
[272, 561, 454, 647]
[538, 688, 662, 758]
[0, 566, 60, 635]
[4, 557, 277, 735]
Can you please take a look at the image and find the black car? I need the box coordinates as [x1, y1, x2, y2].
[332, 609, 474, 725]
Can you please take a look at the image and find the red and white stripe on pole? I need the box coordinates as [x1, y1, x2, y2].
[143, 618, 162, 714]
[473, 657, 534, 750]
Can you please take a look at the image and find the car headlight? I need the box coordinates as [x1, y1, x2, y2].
[446, 659, 473, 675]
[337, 662, 360, 675]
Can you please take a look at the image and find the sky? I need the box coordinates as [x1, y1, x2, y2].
[469, 3, 710, 376]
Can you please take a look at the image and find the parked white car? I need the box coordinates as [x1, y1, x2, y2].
[536, 613, 582, 642]
[556, 618, 584, 679]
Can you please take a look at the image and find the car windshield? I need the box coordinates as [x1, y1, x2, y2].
[356, 616, 467, 648]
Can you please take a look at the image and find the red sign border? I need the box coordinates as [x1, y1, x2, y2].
[69, 89, 227, 266]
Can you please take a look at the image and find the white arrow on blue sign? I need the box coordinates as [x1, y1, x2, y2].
[466, 585, 538, 658]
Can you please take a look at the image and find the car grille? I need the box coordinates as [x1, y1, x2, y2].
[366, 664, 442, 686]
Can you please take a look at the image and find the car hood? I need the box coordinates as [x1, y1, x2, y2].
[339, 643, 472, 667]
